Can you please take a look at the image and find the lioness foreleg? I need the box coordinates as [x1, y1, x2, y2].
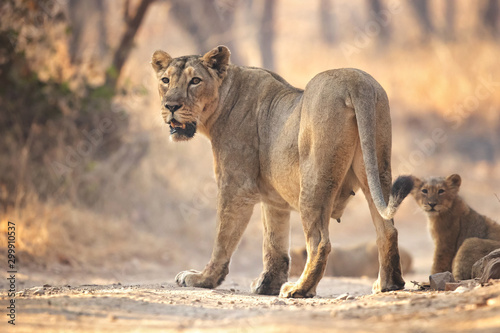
[251, 203, 291, 295]
[176, 188, 257, 289]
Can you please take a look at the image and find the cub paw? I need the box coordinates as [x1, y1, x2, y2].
[279, 282, 315, 298]
[175, 270, 207, 288]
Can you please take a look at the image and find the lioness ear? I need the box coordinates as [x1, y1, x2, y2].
[202, 45, 231, 78]
[151, 50, 172, 75]
[446, 174, 462, 189]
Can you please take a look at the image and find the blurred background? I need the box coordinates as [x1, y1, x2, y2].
[1, 0, 499, 287]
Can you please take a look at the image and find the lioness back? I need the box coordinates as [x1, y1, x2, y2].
[408, 173, 500, 280]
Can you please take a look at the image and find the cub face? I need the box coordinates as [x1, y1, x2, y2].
[151, 46, 230, 141]
[410, 174, 462, 216]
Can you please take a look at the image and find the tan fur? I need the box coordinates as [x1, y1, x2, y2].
[409, 174, 500, 280]
[290, 242, 413, 278]
[151, 46, 411, 297]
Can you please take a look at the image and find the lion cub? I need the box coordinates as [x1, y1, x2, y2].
[408, 174, 500, 280]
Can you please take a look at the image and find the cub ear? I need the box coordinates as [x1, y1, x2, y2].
[202, 45, 231, 78]
[151, 50, 172, 75]
[445, 174, 462, 189]
[407, 175, 422, 196]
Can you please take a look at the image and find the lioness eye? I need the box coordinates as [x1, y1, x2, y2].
[190, 77, 202, 85]
[422, 189, 428, 194]
[438, 189, 445, 194]
[161, 77, 169, 84]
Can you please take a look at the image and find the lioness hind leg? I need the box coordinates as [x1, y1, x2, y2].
[281, 137, 356, 297]
[353, 153, 405, 293]
[453, 238, 500, 280]
[251, 203, 291, 295]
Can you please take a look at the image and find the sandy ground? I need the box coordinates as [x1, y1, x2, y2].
[2, 272, 500, 333]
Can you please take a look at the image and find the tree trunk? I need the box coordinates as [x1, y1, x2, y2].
[482, 0, 499, 37]
[409, 0, 434, 39]
[319, 0, 335, 44]
[168, 0, 243, 65]
[368, 0, 391, 43]
[259, 0, 276, 70]
[443, 0, 455, 40]
[67, 0, 108, 63]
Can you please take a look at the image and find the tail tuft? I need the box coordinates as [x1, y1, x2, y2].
[391, 176, 414, 202]
[379, 175, 414, 220]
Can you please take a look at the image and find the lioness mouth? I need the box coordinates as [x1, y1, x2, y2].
[168, 119, 197, 138]
[169, 118, 186, 130]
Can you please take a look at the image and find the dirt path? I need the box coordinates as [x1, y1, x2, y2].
[2, 277, 500, 332]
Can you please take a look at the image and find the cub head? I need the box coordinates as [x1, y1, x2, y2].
[151, 46, 231, 141]
[410, 174, 462, 215]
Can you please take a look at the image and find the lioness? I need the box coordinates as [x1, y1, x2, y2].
[151, 46, 412, 297]
[408, 174, 500, 280]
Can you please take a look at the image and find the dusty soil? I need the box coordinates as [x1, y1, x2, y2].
[2, 274, 500, 333]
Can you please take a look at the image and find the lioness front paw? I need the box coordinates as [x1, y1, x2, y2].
[175, 270, 214, 288]
[279, 282, 315, 298]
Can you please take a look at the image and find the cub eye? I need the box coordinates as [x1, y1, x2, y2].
[190, 77, 202, 85]
[161, 77, 169, 84]
[421, 189, 428, 194]
[438, 189, 445, 194]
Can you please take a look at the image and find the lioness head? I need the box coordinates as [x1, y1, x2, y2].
[151, 46, 231, 141]
[410, 174, 462, 215]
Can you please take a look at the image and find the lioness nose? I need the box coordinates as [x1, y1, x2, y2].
[429, 203, 437, 208]
[165, 103, 182, 112]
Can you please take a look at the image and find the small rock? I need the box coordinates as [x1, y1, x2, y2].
[270, 298, 286, 306]
[444, 282, 461, 291]
[429, 272, 455, 291]
[335, 293, 350, 301]
[43, 284, 52, 288]
[486, 297, 500, 306]
[445, 279, 479, 292]
[33, 288, 45, 296]
[453, 286, 470, 294]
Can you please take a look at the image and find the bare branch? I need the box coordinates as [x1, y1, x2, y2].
[124, 0, 131, 24]
[106, 0, 156, 89]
